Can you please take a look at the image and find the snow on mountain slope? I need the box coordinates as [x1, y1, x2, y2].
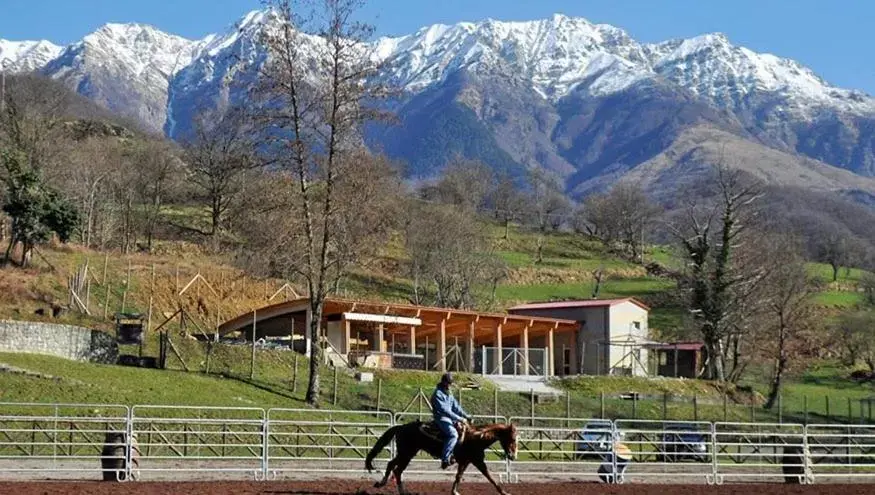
[373, 14, 650, 99]
[0, 39, 62, 72]
[645, 33, 875, 117]
[5, 9, 875, 176]
[40, 23, 207, 132]
[10, 10, 875, 123]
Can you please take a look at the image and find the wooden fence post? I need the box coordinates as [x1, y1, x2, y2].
[494, 388, 499, 421]
[291, 353, 298, 394]
[332, 367, 338, 406]
[376, 379, 382, 412]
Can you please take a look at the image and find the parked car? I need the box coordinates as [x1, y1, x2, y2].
[575, 420, 620, 460]
[657, 423, 708, 462]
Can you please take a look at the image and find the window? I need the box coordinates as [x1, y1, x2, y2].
[632, 321, 641, 331]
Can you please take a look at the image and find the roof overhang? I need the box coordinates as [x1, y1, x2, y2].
[343, 312, 422, 326]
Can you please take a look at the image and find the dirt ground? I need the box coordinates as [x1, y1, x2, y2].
[0, 481, 873, 495]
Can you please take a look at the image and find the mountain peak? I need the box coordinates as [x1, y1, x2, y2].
[0, 39, 62, 72]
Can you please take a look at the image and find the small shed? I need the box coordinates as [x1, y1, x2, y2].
[646, 341, 705, 379]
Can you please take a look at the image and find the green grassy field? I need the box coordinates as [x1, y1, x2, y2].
[1, 346, 872, 427]
[0, 223, 871, 426]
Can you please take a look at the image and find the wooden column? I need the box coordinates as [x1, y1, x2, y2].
[495, 321, 504, 376]
[438, 317, 447, 372]
[467, 319, 477, 373]
[375, 324, 385, 352]
[304, 308, 312, 357]
[409, 326, 416, 355]
[547, 325, 556, 377]
[342, 316, 351, 355]
[521, 322, 530, 376]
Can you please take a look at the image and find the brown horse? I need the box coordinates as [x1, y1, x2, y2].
[365, 421, 517, 495]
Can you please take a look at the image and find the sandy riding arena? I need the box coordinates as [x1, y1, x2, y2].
[1, 481, 875, 495]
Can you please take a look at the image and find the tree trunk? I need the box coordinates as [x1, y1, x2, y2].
[3, 235, 15, 266]
[503, 218, 510, 240]
[536, 235, 544, 264]
[765, 355, 787, 410]
[305, 298, 323, 405]
[832, 263, 840, 282]
[21, 241, 32, 268]
[705, 334, 726, 382]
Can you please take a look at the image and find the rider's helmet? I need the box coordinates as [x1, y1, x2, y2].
[440, 372, 454, 385]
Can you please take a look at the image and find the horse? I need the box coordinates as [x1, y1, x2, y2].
[365, 420, 518, 495]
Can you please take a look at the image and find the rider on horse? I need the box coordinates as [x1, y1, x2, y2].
[431, 372, 472, 470]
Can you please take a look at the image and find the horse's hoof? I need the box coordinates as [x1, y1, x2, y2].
[374, 481, 386, 488]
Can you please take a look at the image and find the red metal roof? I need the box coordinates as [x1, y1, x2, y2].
[509, 298, 650, 312]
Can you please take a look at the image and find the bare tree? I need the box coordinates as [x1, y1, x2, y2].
[181, 108, 259, 237]
[430, 156, 495, 212]
[259, 0, 386, 405]
[135, 140, 182, 251]
[834, 311, 875, 371]
[759, 237, 816, 409]
[526, 169, 570, 264]
[488, 173, 526, 240]
[669, 165, 767, 382]
[811, 223, 858, 282]
[405, 202, 506, 309]
[578, 183, 661, 262]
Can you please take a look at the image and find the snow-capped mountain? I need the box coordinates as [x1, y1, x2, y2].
[5, 9, 875, 184]
[370, 16, 875, 116]
[373, 14, 651, 100]
[41, 23, 208, 132]
[0, 39, 62, 72]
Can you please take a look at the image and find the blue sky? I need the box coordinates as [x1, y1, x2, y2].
[2, 0, 873, 94]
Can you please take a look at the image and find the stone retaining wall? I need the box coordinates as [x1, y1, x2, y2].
[0, 320, 117, 363]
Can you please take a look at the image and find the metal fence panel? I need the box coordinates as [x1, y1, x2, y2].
[807, 424, 875, 482]
[614, 419, 714, 483]
[713, 422, 806, 484]
[0, 402, 129, 481]
[267, 408, 393, 478]
[7, 400, 875, 485]
[130, 405, 266, 480]
[508, 416, 614, 483]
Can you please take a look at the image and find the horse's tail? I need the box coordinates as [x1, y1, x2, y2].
[365, 424, 402, 473]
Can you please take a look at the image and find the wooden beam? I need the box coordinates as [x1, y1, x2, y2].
[548, 323, 556, 377]
[343, 315, 351, 355]
[409, 325, 416, 355]
[495, 320, 504, 376]
[438, 317, 447, 372]
[376, 324, 385, 352]
[467, 317, 477, 373]
[522, 320, 531, 376]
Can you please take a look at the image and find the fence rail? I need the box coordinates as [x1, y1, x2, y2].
[2, 402, 875, 484]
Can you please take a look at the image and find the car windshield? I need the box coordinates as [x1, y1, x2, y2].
[666, 426, 704, 442]
[677, 433, 704, 442]
[582, 422, 612, 440]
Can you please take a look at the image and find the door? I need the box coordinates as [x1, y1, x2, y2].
[563, 347, 572, 375]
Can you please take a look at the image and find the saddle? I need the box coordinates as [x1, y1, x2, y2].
[419, 420, 470, 444]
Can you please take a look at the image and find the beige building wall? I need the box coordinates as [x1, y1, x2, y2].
[607, 301, 650, 376]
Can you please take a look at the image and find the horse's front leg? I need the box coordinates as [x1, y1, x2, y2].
[451, 461, 470, 495]
[472, 459, 510, 495]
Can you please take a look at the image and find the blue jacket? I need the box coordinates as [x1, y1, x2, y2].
[432, 386, 469, 424]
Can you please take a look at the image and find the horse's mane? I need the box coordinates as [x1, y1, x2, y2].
[468, 423, 514, 441]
